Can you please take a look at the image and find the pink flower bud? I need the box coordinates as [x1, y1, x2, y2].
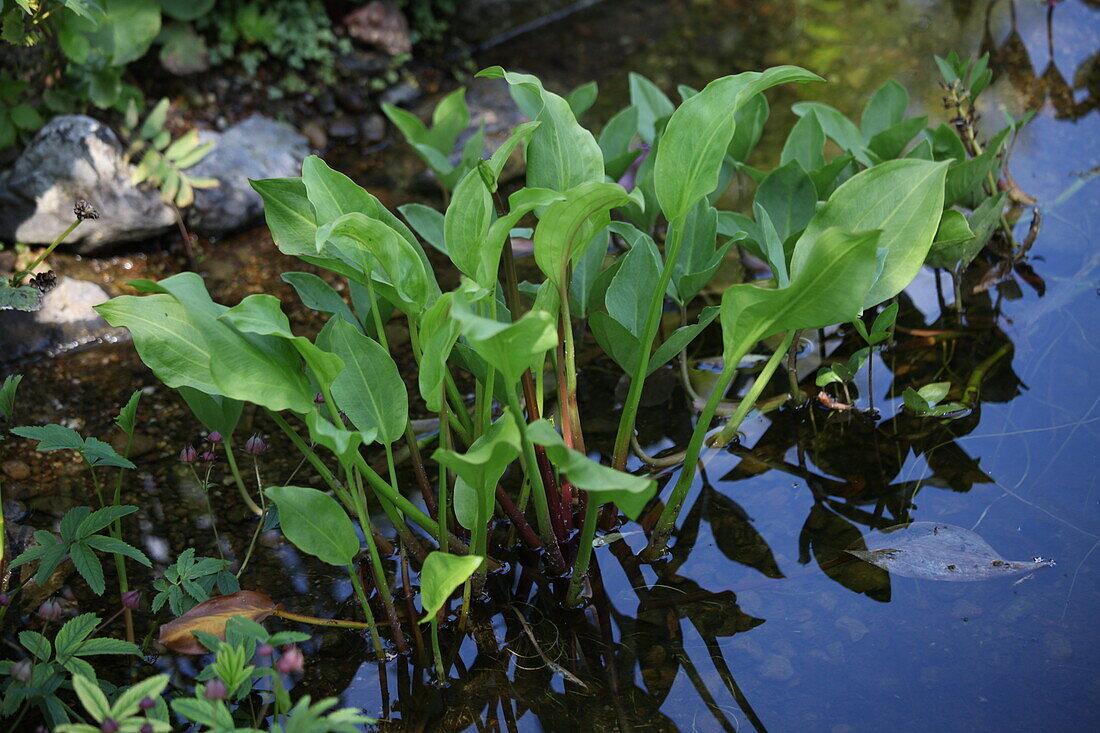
[206, 430, 222, 444]
[140, 725, 154, 733]
[101, 718, 120, 733]
[203, 678, 228, 701]
[314, 393, 325, 404]
[277, 644, 305, 674]
[257, 643, 274, 658]
[139, 696, 156, 710]
[122, 590, 142, 610]
[200, 451, 217, 463]
[38, 599, 62, 620]
[179, 445, 198, 463]
[244, 434, 267, 456]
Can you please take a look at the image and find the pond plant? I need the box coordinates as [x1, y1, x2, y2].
[0, 55, 1034, 729]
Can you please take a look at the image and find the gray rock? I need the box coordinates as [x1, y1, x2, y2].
[0, 116, 176, 253]
[184, 115, 309, 236]
[0, 277, 126, 364]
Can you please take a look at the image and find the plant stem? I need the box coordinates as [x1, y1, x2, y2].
[346, 564, 385, 656]
[111, 434, 135, 644]
[224, 437, 262, 515]
[505, 389, 567, 574]
[712, 332, 795, 448]
[612, 217, 687, 470]
[565, 498, 600, 605]
[274, 608, 381, 630]
[10, 218, 80, 285]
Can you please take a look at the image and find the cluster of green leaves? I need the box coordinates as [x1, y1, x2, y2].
[0, 612, 142, 727]
[94, 57, 1013, 623]
[151, 548, 239, 615]
[902, 382, 967, 417]
[122, 97, 218, 207]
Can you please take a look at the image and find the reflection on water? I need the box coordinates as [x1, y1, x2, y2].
[4, 0, 1098, 730]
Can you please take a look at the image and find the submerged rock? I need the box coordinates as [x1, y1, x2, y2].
[0, 116, 176, 253]
[184, 115, 310, 236]
[0, 276, 125, 364]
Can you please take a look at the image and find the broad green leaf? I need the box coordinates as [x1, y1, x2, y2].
[65, 0, 160, 66]
[419, 552, 484, 620]
[19, 630, 52, 662]
[589, 311, 641, 375]
[793, 159, 949, 307]
[451, 293, 557, 386]
[780, 110, 825, 172]
[399, 202, 447, 254]
[177, 387, 243, 440]
[97, 274, 316, 413]
[424, 87, 470, 154]
[754, 159, 817, 245]
[570, 227, 610, 317]
[265, 486, 360, 566]
[721, 227, 882, 366]
[382, 103, 428, 146]
[487, 120, 541, 183]
[82, 535, 151, 567]
[477, 67, 604, 193]
[727, 93, 770, 163]
[112, 674, 170, 720]
[647, 305, 720, 375]
[926, 193, 1005, 271]
[791, 101, 871, 165]
[629, 72, 675, 144]
[305, 411, 374, 466]
[433, 413, 520, 531]
[280, 272, 358, 326]
[943, 128, 1008, 208]
[80, 436, 136, 469]
[866, 116, 927, 161]
[0, 281, 43, 312]
[316, 212, 432, 317]
[70, 544, 105, 595]
[605, 231, 662, 338]
[250, 177, 318, 255]
[417, 293, 462, 412]
[527, 420, 657, 519]
[861, 79, 909, 140]
[754, 203, 788, 287]
[318, 317, 406, 445]
[532, 181, 638, 285]
[566, 81, 598, 119]
[445, 168, 494, 282]
[76, 505, 138, 538]
[655, 66, 822, 222]
[218, 294, 344, 391]
[671, 200, 724, 304]
[599, 105, 639, 177]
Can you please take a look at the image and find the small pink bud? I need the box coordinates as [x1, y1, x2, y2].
[140, 724, 154, 733]
[122, 590, 142, 610]
[11, 659, 32, 683]
[0, 592, 10, 607]
[179, 445, 198, 463]
[257, 643, 274, 658]
[200, 451, 217, 463]
[139, 696, 156, 710]
[314, 393, 325, 404]
[206, 430, 222, 444]
[277, 644, 305, 674]
[101, 718, 120, 733]
[203, 678, 228, 701]
[38, 599, 62, 620]
[244, 434, 267, 456]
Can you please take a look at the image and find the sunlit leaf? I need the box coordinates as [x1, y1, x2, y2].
[158, 590, 277, 654]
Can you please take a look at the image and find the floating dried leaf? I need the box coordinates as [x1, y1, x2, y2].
[158, 590, 277, 654]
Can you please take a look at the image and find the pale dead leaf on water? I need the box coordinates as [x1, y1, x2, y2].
[845, 522, 1055, 582]
[158, 590, 278, 654]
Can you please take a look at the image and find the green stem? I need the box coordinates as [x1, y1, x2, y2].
[505, 389, 567, 573]
[565, 498, 599, 605]
[612, 217, 687, 470]
[111, 434, 135, 644]
[347, 564, 384, 657]
[10, 218, 80, 285]
[431, 618, 445, 680]
[712, 332, 795, 447]
[224, 437, 262, 515]
[646, 332, 794, 558]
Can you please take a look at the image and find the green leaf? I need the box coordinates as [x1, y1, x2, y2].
[566, 81, 598, 119]
[444, 168, 494, 282]
[264, 486, 360, 566]
[71, 674, 110, 722]
[477, 67, 604, 193]
[629, 72, 675, 144]
[0, 373, 21, 420]
[589, 311, 641, 375]
[721, 227, 883, 367]
[419, 552, 484, 621]
[793, 158, 949, 307]
[433, 413, 520, 531]
[10, 103, 43, 131]
[70, 543, 105, 594]
[177, 387, 243, 440]
[82, 534, 152, 567]
[54, 613, 99, 658]
[917, 381, 951, 407]
[451, 292, 557, 387]
[114, 390, 141, 438]
[927, 192, 1006, 271]
[780, 110, 825, 172]
[399, 203, 447, 254]
[250, 177, 317, 255]
[861, 79, 909, 140]
[866, 116, 927, 161]
[318, 317, 407, 445]
[69, 0, 160, 66]
[527, 420, 657, 519]
[605, 230, 662, 338]
[19, 630, 51, 661]
[72, 637, 140, 657]
[79, 437, 136, 469]
[754, 159, 817, 246]
[305, 411, 373, 467]
[111, 674, 169, 719]
[648, 305, 720, 375]
[281, 272, 358, 326]
[416, 293, 462, 412]
[10, 423, 84, 451]
[422, 87, 470, 154]
[727, 92, 770, 163]
[598, 105, 639, 177]
[655, 66, 823, 222]
[791, 101, 871, 165]
[533, 181, 637, 286]
[0, 281, 43, 312]
[902, 386, 930, 413]
[75, 505, 137, 538]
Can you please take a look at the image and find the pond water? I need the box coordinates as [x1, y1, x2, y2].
[4, 0, 1099, 730]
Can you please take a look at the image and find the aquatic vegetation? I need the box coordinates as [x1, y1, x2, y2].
[1, 55, 1046, 729]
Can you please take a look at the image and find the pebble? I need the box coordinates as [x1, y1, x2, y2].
[302, 119, 328, 150]
[758, 653, 795, 681]
[1042, 631, 1073, 662]
[361, 114, 387, 143]
[329, 118, 358, 140]
[2, 459, 30, 480]
[835, 615, 869, 642]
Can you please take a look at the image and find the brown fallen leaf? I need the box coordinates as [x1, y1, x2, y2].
[158, 591, 278, 654]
